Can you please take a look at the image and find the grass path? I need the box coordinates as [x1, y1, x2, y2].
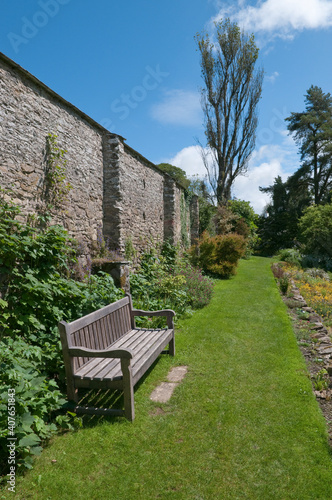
[7, 257, 332, 499]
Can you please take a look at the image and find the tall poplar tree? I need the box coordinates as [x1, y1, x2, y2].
[286, 85, 332, 204]
[196, 19, 263, 205]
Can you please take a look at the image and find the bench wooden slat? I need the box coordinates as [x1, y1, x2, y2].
[64, 297, 130, 334]
[132, 331, 173, 384]
[101, 316, 109, 346]
[74, 329, 173, 383]
[73, 328, 143, 380]
[98, 330, 160, 381]
[74, 406, 124, 417]
[77, 329, 154, 381]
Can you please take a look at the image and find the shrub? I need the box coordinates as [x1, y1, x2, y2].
[130, 244, 215, 325]
[278, 248, 302, 267]
[271, 263, 290, 295]
[177, 262, 214, 309]
[129, 249, 190, 326]
[271, 263, 285, 280]
[279, 276, 290, 295]
[298, 203, 332, 258]
[301, 254, 332, 272]
[213, 200, 259, 258]
[214, 233, 247, 264]
[191, 232, 246, 278]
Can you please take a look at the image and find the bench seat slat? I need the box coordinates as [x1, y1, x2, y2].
[102, 329, 171, 381]
[74, 328, 172, 382]
[73, 328, 143, 380]
[73, 328, 147, 380]
[132, 331, 173, 385]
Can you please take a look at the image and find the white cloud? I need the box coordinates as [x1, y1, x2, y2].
[213, 0, 332, 41]
[150, 89, 202, 126]
[266, 71, 279, 83]
[164, 141, 297, 214]
[232, 159, 286, 214]
[166, 145, 207, 177]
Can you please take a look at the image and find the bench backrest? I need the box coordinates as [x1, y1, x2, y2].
[59, 295, 133, 372]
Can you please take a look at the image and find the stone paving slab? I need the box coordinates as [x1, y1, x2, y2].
[150, 366, 188, 403]
[167, 366, 188, 383]
[150, 382, 178, 403]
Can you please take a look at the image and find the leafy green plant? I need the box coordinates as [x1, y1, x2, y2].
[312, 369, 329, 391]
[296, 308, 310, 320]
[278, 248, 302, 267]
[0, 337, 71, 473]
[177, 261, 214, 309]
[44, 133, 72, 211]
[279, 275, 290, 295]
[124, 236, 138, 263]
[130, 243, 214, 325]
[130, 250, 189, 326]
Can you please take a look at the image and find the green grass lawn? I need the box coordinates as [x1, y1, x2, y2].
[4, 257, 332, 499]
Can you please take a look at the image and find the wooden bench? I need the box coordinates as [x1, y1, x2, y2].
[58, 293, 175, 421]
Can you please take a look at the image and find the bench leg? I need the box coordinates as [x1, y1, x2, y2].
[121, 359, 135, 421]
[169, 335, 175, 356]
[67, 380, 78, 403]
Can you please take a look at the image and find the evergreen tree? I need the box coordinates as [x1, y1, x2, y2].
[258, 174, 311, 255]
[157, 163, 190, 189]
[286, 85, 332, 204]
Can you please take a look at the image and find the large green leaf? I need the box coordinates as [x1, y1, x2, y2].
[19, 432, 41, 447]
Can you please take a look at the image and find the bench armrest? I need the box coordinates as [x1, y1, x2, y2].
[131, 309, 175, 329]
[68, 346, 133, 359]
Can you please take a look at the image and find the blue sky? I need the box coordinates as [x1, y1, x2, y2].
[1, 0, 332, 213]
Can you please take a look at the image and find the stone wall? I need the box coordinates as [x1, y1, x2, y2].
[119, 143, 165, 252]
[103, 136, 191, 254]
[0, 52, 196, 257]
[190, 195, 200, 245]
[164, 178, 191, 248]
[0, 52, 104, 247]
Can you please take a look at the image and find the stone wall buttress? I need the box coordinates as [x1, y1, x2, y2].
[102, 133, 122, 251]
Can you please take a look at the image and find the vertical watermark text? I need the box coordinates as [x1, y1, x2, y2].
[7, 388, 16, 493]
